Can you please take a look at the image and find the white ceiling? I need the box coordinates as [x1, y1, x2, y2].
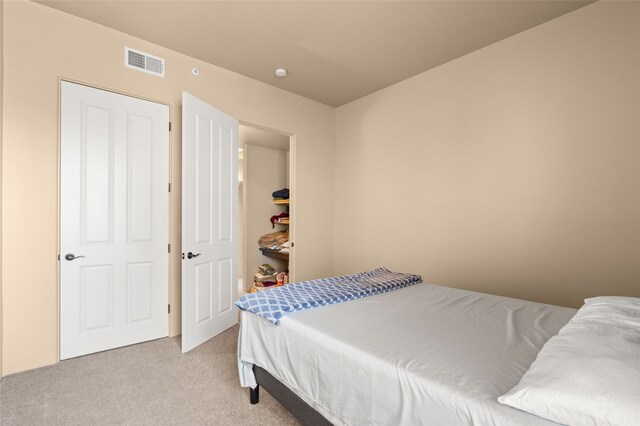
[35, 0, 593, 107]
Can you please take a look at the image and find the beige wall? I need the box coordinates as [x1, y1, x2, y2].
[335, 1, 640, 308]
[243, 144, 289, 290]
[1, 0, 334, 376]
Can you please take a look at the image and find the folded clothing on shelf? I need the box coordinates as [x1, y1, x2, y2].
[272, 188, 289, 199]
[270, 212, 289, 228]
[254, 272, 277, 283]
[258, 230, 288, 248]
[259, 263, 276, 275]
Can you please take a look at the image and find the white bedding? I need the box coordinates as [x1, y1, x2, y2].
[238, 283, 576, 425]
[499, 296, 640, 426]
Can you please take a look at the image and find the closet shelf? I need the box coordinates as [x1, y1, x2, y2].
[259, 247, 289, 260]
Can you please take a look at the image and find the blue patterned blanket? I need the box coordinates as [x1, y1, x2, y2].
[235, 267, 422, 325]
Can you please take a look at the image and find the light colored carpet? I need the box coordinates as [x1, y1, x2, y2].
[0, 326, 300, 425]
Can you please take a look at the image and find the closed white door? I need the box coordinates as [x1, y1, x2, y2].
[182, 92, 238, 353]
[60, 81, 169, 360]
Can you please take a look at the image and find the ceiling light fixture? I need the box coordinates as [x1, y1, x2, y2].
[275, 68, 287, 78]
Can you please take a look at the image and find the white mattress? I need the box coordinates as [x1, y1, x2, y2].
[238, 283, 576, 425]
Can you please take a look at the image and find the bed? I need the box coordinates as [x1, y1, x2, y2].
[237, 280, 579, 425]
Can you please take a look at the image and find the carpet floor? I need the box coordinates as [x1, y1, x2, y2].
[0, 326, 300, 425]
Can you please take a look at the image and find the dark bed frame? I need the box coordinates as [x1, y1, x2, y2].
[249, 365, 332, 425]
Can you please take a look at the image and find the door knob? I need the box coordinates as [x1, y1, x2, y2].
[187, 252, 201, 259]
[64, 253, 85, 261]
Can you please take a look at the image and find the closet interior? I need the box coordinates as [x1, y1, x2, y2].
[238, 125, 291, 294]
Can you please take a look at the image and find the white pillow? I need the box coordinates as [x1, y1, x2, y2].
[498, 296, 640, 426]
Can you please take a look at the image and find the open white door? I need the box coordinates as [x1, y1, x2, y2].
[182, 92, 239, 353]
[60, 81, 169, 360]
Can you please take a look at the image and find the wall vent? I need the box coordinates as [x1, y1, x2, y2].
[125, 47, 165, 77]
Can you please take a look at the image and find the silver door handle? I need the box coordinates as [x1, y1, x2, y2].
[64, 253, 85, 261]
[186, 252, 201, 259]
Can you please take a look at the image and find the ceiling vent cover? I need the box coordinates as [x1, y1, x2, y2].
[125, 47, 165, 77]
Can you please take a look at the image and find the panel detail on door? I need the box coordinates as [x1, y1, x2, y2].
[196, 114, 213, 245]
[195, 262, 213, 325]
[128, 113, 154, 243]
[81, 265, 113, 332]
[217, 258, 232, 314]
[218, 127, 232, 242]
[83, 104, 114, 244]
[126, 262, 153, 324]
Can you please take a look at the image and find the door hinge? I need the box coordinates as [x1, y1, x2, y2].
[168, 304, 171, 314]
[168, 182, 171, 192]
[169, 122, 172, 132]
[57, 254, 60, 261]
[168, 244, 171, 253]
